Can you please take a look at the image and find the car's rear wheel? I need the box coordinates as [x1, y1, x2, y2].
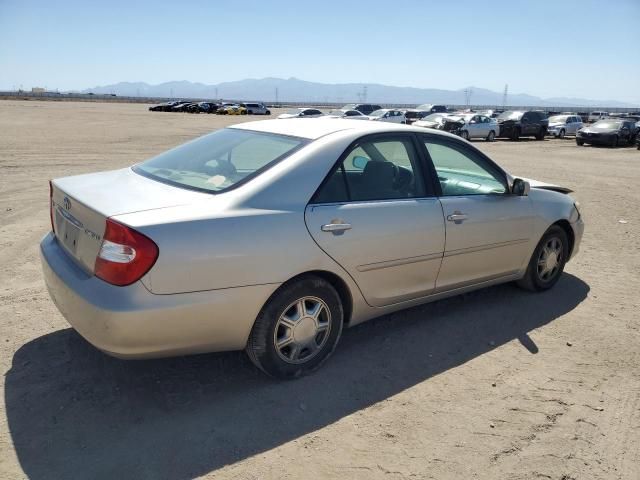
[246, 275, 343, 379]
[486, 130, 495, 142]
[558, 128, 565, 138]
[517, 225, 568, 292]
[511, 128, 520, 141]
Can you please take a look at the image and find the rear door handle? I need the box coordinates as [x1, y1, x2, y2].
[321, 222, 352, 233]
[446, 212, 468, 223]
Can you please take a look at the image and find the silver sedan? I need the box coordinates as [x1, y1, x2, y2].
[41, 119, 584, 378]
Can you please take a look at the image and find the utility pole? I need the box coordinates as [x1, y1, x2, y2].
[275, 87, 279, 106]
[502, 84, 508, 109]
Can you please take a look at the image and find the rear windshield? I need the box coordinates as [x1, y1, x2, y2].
[133, 129, 306, 193]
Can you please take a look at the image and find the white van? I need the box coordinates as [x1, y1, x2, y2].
[588, 111, 608, 123]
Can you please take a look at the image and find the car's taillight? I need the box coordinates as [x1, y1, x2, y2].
[49, 180, 55, 233]
[94, 219, 159, 286]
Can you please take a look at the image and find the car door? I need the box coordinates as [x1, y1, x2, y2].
[305, 133, 445, 307]
[520, 112, 532, 136]
[465, 115, 479, 138]
[419, 135, 534, 290]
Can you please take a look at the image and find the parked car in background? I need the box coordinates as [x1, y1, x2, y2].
[576, 119, 637, 147]
[496, 110, 548, 140]
[403, 109, 431, 125]
[241, 103, 271, 115]
[413, 113, 449, 129]
[277, 108, 324, 119]
[149, 101, 182, 112]
[341, 104, 382, 115]
[547, 115, 583, 138]
[42, 118, 584, 378]
[457, 114, 499, 141]
[216, 104, 248, 115]
[187, 102, 219, 114]
[416, 104, 448, 113]
[368, 109, 406, 123]
[171, 102, 197, 112]
[325, 109, 369, 120]
[588, 111, 609, 123]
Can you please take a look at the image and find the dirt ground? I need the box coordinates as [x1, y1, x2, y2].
[0, 100, 638, 480]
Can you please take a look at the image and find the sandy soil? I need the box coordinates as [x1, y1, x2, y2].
[0, 100, 638, 480]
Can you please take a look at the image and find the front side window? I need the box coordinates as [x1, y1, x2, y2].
[133, 129, 306, 193]
[312, 136, 426, 203]
[423, 139, 507, 196]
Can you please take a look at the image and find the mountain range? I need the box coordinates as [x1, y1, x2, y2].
[80, 77, 638, 108]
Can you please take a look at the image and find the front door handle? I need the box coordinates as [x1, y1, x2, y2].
[446, 211, 468, 223]
[321, 222, 352, 233]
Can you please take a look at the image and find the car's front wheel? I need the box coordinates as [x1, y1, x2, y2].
[246, 275, 344, 378]
[486, 130, 495, 142]
[576, 139, 584, 146]
[558, 128, 565, 138]
[461, 130, 470, 140]
[517, 225, 568, 292]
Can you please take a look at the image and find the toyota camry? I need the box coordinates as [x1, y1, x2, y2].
[41, 119, 584, 378]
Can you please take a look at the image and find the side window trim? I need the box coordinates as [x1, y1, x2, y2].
[416, 133, 510, 197]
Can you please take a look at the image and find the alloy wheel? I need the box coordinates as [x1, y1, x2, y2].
[273, 296, 331, 364]
[537, 236, 563, 282]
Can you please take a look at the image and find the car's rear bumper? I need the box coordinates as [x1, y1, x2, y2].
[40, 232, 278, 359]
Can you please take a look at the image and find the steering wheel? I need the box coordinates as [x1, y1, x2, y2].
[204, 159, 237, 178]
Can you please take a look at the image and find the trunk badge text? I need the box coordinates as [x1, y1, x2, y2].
[63, 196, 71, 210]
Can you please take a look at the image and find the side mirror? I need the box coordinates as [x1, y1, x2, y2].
[352, 156, 369, 170]
[512, 178, 530, 196]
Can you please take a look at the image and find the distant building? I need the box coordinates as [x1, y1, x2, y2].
[31, 87, 46, 93]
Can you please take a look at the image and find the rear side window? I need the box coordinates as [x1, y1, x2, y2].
[312, 136, 427, 203]
[133, 129, 306, 193]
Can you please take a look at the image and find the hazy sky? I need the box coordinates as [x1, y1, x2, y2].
[1, 0, 639, 103]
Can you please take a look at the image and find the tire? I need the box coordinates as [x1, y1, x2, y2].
[266, 110, 271, 115]
[247, 110, 253, 115]
[241, 110, 247, 115]
[517, 225, 568, 292]
[511, 128, 520, 141]
[611, 135, 618, 148]
[576, 139, 584, 146]
[535, 129, 545, 140]
[246, 275, 344, 379]
[558, 129, 565, 139]
[461, 130, 470, 140]
[486, 130, 495, 142]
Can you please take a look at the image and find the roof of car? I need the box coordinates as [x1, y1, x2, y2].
[229, 117, 457, 140]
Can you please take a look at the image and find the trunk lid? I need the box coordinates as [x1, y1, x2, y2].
[51, 167, 207, 273]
